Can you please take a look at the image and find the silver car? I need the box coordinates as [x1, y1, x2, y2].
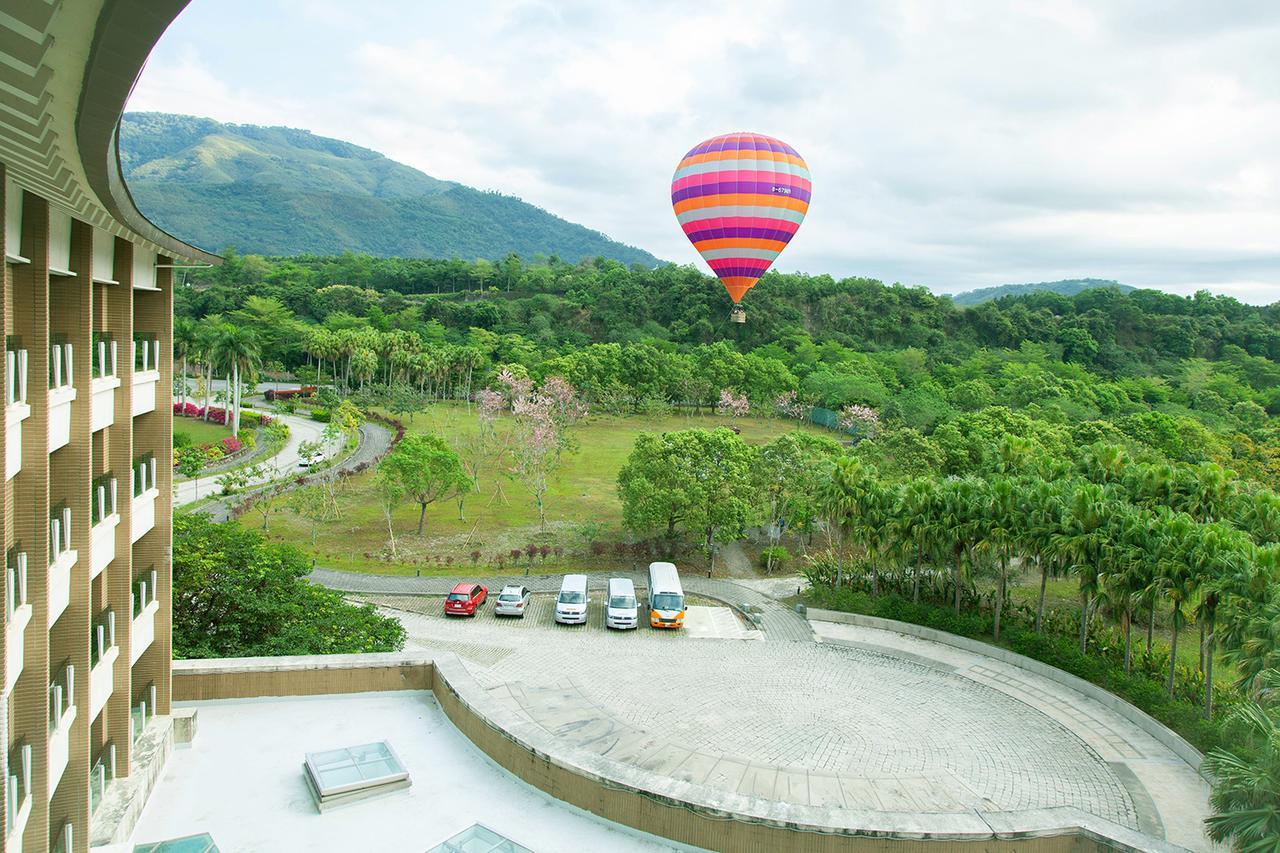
[494, 585, 531, 617]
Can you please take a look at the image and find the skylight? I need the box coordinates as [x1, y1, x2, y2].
[427, 823, 534, 853]
[303, 741, 410, 812]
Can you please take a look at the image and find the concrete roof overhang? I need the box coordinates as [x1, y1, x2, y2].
[0, 0, 218, 264]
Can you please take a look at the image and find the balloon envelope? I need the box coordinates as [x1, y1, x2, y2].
[671, 132, 810, 304]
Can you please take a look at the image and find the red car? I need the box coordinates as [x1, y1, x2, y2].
[444, 583, 487, 617]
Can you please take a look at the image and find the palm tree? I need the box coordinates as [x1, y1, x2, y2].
[1222, 545, 1280, 696]
[1050, 483, 1110, 655]
[896, 478, 939, 605]
[980, 477, 1018, 641]
[818, 458, 873, 590]
[1153, 511, 1197, 699]
[1192, 523, 1255, 719]
[195, 319, 220, 421]
[210, 323, 260, 434]
[173, 317, 197, 407]
[1022, 479, 1064, 633]
[1202, 673, 1280, 851]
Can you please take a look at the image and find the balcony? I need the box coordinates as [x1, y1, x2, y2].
[5, 552, 30, 695]
[48, 506, 75, 626]
[130, 682, 158, 746]
[6, 742, 32, 846]
[91, 476, 119, 579]
[5, 346, 28, 480]
[90, 742, 116, 816]
[131, 337, 160, 417]
[90, 610, 118, 719]
[48, 341, 75, 453]
[91, 335, 119, 432]
[130, 456, 158, 543]
[48, 662, 78, 797]
[131, 568, 159, 665]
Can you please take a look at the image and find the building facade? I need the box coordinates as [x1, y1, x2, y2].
[0, 2, 216, 851]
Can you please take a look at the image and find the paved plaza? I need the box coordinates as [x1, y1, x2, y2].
[316, 569, 1218, 851]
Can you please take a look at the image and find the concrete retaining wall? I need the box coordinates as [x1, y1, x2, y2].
[805, 608, 1205, 774]
[170, 653, 1184, 853]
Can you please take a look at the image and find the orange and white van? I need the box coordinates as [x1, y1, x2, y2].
[647, 562, 685, 629]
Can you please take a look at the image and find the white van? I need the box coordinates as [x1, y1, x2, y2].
[647, 562, 685, 630]
[554, 574, 589, 625]
[605, 577, 638, 630]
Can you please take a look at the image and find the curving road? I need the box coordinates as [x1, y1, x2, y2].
[174, 410, 342, 507]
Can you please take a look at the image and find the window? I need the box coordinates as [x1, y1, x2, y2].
[6, 548, 26, 617]
[133, 333, 160, 372]
[133, 455, 156, 497]
[91, 473, 117, 525]
[89, 742, 116, 815]
[48, 336, 72, 389]
[6, 742, 31, 828]
[92, 332, 116, 378]
[91, 609, 116, 666]
[131, 567, 158, 618]
[49, 504, 71, 563]
[48, 661, 74, 731]
[131, 682, 157, 744]
[5, 335, 27, 405]
[427, 825, 533, 853]
[304, 741, 409, 811]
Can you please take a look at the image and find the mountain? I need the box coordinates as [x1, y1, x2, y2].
[118, 113, 659, 266]
[947, 278, 1135, 306]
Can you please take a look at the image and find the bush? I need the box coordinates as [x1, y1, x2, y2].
[173, 432, 192, 449]
[237, 429, 256, 450]
[221, 436, 243, 455]
[760, 545, 791, 571]
[310, 407, 331, 423]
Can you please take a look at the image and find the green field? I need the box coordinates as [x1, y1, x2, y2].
[264, 406, 826, 575]
[174, 416, 232, 446]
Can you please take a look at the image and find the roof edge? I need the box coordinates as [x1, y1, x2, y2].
[75, 0, 221, 265]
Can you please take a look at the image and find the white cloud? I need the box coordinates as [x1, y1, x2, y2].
[128, 0, 1280, 303]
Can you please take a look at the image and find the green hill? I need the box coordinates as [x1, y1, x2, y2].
[119, 113, 659, 266]
[949, 278, 1134, 306]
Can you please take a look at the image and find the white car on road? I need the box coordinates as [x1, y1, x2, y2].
[494, 585, 532, 617]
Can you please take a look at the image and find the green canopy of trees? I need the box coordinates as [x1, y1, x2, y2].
[172, 513, 405, 658]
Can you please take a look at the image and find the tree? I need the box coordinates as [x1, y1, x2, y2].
[378, 433, 469, 535]
[172, 513, 404, 658]
[210, 322, 261, 433]
[1202, 672, 1280, 851]
[617, 428, 757, 564]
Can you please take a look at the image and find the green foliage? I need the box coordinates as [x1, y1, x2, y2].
[617, 428, 758, 549]
[172, 513, 405, 658]
[760, 545, 792, 571]
[378, 433, 470, 535]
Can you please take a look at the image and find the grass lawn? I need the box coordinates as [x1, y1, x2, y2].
[174, 416, 232, 446]
[263, 405, 827, 575]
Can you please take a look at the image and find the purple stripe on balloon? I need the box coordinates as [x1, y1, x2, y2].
[686, 227, 797, 244]
[684, 137, 801, 159]
[671, 182, 811, 204]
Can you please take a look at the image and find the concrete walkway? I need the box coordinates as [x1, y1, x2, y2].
[311, 567, 1216, 850]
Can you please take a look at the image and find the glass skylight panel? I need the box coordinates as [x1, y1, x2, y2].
[427, 824, 534, 853]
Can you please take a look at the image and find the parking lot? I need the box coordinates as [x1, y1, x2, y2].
[361, 591, 758, 639]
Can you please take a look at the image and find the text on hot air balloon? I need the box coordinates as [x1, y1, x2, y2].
[771, 185, 792, 195]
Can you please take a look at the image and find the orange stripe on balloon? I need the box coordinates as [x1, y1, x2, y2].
[691, 238, 787, 252]
[672, 193, 810, 215]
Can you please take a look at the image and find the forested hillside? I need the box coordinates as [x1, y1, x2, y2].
[949, 278, 1135, 306]
[178, 252, 1280, 488]
[118, 113, 658, 265]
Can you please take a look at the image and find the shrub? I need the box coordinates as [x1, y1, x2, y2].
[310, 407, 331, 423]
[590, 541, 607, 557]
[761, 545, 791, 571]
[221, 436, 244, 455]
[237, 429, 256, 450]
[509, 548, 522, 564]
[525, 543, 538, 562]
[173, 432, 192, 449]
[470, 550, 482, 565]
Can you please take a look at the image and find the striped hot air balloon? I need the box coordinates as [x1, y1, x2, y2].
[671, 132, 810, 322]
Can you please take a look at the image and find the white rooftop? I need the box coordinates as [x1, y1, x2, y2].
[106, 691, 697, 853]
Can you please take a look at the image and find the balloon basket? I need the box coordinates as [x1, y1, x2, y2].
[729, 305, 746, 324]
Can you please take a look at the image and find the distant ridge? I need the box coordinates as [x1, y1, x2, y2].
[118, 112, 659, 266]
[949, 278, 1134, 306]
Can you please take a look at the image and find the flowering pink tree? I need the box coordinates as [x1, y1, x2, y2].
[838, 404, 880, 437]
[716, 389, 750, 419]
[774, 391, 809, 421]
[489, 373, 589, 530]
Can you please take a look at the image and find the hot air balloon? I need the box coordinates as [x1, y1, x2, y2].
[671, 132, 810, 323]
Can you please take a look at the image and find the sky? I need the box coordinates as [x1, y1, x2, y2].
[127, 0, 1280, 304]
